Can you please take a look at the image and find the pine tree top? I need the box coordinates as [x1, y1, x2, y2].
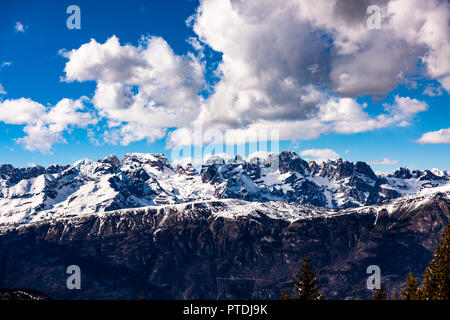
[373, 286, 387, 300]
[281, 255, 324, 300]
[421, 223, 449, 300]
[401, 270, 421, 300]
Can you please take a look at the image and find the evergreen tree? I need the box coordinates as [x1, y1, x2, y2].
[280, 289, 293, 300]
[281, 255, 323, 300]
[393, 291, 399, 300]
[401, 270, 421, 300]
[421, 223, 449, 300]
[373, 286, 387, 300]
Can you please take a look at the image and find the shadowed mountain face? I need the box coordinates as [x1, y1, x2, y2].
[0, 192, 448, 300]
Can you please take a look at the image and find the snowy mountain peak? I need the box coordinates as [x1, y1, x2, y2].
[391, 167, 413, 179]
[205, 155, 226, 165]
[278, 150, 310, 175]
[122, 153, 169, 165]
[0, 150, 449, 227]
[431, 168, 449, 177]
[98, 155, 120, 167]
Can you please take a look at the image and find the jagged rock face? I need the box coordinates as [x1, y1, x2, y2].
[392, 167, 413, 179]
[201, 164, 221, 184]
[0, 193, 448, 300]
[176, 164, 198, 176]
[0, 151, 449, 227]
[0, 164, 68, 187]
[0, 152, 448, 301]
[321, 159, 354, 180]
[278, 151, 310, 175]
[98, 155, 120, 168]
[390, 167, 443, 182]
[295, 180, 328, 206]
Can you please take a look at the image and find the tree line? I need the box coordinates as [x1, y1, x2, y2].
[282, 223, 449, 300]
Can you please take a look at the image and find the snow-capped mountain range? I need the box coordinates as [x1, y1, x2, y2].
[0, 151, 449, 227]
[0, 150, 449, 300]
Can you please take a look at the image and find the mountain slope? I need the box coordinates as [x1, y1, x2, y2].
[0, 151, 448, 227]
[0, 187, 448, 299]
[0, 151, 448, 299]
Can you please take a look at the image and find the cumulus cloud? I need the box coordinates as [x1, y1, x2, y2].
[439, 76, 450, 92]
[423, 84, 443, 97]
[171, 156, 202, 168]
[61, 35, 204, 145]
[103, 123, 166, 146]
[4, 0, 448, 152]
[168, 94, 428, 148]
[415, 128, 450, 144]
[0, 98, 97, 153]
[319, 95, 427, 134]
[246, 151, 274, 161]
[171, 152, 231, 168]
[1, 61, 12, 69]
[297, 0, 450, 95]
[0, 98, 46, 124]
[300, 149, 340, 163]
[0, 62, 11, 94]
[161, 0, 447, 148]
[191, 0, 330, 129]
[368, 158, 399, 165]
[14, 21, 25, 33]
[388, 0, 450, 92]
[192, 0, 449, 109]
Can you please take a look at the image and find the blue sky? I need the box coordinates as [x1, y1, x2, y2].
[0, 0, 449, 172]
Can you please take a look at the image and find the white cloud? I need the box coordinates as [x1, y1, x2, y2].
[0, 98, 97, 153]
[14, 21, 25, 33]
[1, 61, 12, 68]
[191, 0, 450, 124]
[321, 95, 427, 135]
[61, 35, 204, 145]
[439, 76, 450, 92]
[0, 62, 11, 94]
[300, 0, 450, 95]
[389, 96, 429, 116]
[368, 158, 399, 165]
[388, 0, 450, 92]
[415, 128, 450, 144]
[171, 152, 231, 169]
[4, 1, 446, 151]
[300, 149, 339, 163]
[192, 0, 329, 129]
[0, 98, 46, 124]
[246, 151, 273, 161]
[17, 123, 65, 154]
[423, 85, 443, 97]
[168, 94, 428, 148]
[171, 156, 203, 168]
[162, 0, 446, 148]
[103, 123, 166, 146]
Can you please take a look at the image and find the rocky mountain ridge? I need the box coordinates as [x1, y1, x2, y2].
[0, 151, 448, 227]
[0, 151, 449, 299]
[0, 188, 448, 299]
